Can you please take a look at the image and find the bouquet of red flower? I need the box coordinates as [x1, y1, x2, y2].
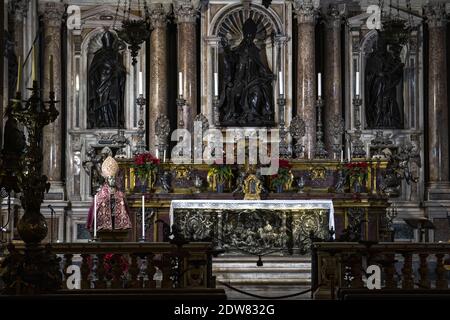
[132, 152, 160, 181]
[343, 162, 368, 185]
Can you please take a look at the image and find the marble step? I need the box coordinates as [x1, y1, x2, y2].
[218, 285, 313, 300]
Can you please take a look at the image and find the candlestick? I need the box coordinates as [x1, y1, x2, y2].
[32, 46, 36, 82]
[279, 71, 284, 96]
[93, 195, 97, 239]
[49, 55, 54, 92]
[214, 72, 219, 97]
[340, 150, 344, 162]
[141, 195, 145, 240]
[318, 73, 322, 97]
[139, 71, 143, 95]
[356, 71, 360, 96]
[156, 149, 159, 159]
[75, 74, 80, 92]
[347, 148, 351, 161]
[163, 150, 167, 163]
[16, 55, 22, 93]
[178, 72, 183, 96]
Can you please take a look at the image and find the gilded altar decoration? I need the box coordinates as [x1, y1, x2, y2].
[132, 152, 160, 192]
[243, 174, 263, 200]
[207, 164, 233, 192]
[310, 165, 327, 181]
[343, 162, 369, 193]
[271, 159, 294, 192]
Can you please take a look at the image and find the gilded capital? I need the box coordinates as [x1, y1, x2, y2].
[173, 0, 198, 24]
[424, 3, 447, 28]
[293, 0, 317, 24]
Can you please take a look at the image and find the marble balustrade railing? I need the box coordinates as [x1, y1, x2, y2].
[312, 242, 450, 299]
[11, 242, 215, 291]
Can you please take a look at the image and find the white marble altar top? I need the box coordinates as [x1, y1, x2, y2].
[169, 199, 335, 236]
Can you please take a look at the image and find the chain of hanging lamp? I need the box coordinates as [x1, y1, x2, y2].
[112, 0, 151, 65]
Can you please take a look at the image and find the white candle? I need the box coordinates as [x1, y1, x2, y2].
[142, 195, 145, 239]
[348, 148, 351, 161]
[139, 71, 143, 95]
[214, 72, 219, 97]
[340, 150, 344, 162]
[156, 149, 159, 159]
[356, 71, 360, 96]
[93, 195, 97, 239]
[31, 46, 36, 82]
[75, 74, 79, 92]
[163, 150, 166, 163]
[318, 73, 322, 97]
[279, 71, 284, 96]
[178, 72, 183, 96]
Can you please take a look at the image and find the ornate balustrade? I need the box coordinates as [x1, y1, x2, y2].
[312, 242, 450, 300]
[3, 242, 216, 294]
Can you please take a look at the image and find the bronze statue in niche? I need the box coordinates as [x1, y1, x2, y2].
[87, 31, 126, 129]
[365, 36, 404, 129]
[218, 18, 275, 127]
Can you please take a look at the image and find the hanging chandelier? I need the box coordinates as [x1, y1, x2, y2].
[113, 0, 151, 65]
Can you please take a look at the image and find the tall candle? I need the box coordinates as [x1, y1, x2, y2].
[31, 46, 36, 82]
[279, 71, 284, 96]
[318, 73, 322, 97]
[49, 55, 54, 92]
[141, 195, 145, 239]
[16, 56, 22, 93]
[214, 72, 219, 97]
[356, 71, 360, 96]
[75, 74, 80, 92]
[178, 72, 183, 96]
[348, 147, 351, 161]
[163, 150, 166, 163]
[156, 149, 159, 159]
[93, 195, 97, 239]
[139, 71, 143, 95]
[340, 150, 344, 162]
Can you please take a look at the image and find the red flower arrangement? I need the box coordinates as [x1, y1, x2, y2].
[343, 162, 369, 185]
[132, 152, 160, 181]
[271, 159, 293, 190]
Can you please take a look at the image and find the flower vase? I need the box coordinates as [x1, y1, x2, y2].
[216, 183, 224, 193]
[353, 179, 362, 193]
[276, 185, 284, 193]
[148, 170, 156, 192]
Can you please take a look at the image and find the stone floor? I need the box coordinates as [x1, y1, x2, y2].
[213, 255, 312, 300]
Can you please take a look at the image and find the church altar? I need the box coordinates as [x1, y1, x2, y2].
[169, 200, 335, 255]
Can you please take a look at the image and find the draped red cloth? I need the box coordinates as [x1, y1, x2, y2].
[87, 184, 132, 231]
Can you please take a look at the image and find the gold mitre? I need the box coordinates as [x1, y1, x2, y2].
[101, 156, 119, 177]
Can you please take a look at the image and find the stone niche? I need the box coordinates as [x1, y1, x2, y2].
[200, 0, 293, 128]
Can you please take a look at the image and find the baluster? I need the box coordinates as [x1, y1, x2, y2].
[63, 254, 73, 289]
[401, 252, 414, 289]
[435, 253, 448, 289]
[161, 253, 173, 288]
[95, 254, 106, 289]
[350, 254, 363, 288]
[418, 253, 430, 289]
[128, 254, 140, 289]
[384, 253, 396, 289]
[80, 254, 91, 289]
[111, 254, 123, 289]
[145, 253, 156, 288]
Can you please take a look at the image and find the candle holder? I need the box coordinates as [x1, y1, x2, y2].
[314, 97, 328, 159]
[176, 95, 186, 129]
[213, 95, 220, 127]
[139, 208, 153, 243]
[351, 95, 366, 159]
[277, 94, 291, 158]
[135, 94, 147, 155]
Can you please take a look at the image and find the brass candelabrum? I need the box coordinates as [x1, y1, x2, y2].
[135, 94, 147, 155]
[314, 97, 328, 159]
[176, 95, 186, 129]
[351, 95, 366, 159]
[277, 94, 291, 158]
[2, 81, 62, 294]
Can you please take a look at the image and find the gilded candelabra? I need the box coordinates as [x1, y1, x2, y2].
[314, 97, 328, 159]
[277, 94, 291, 158]
[176, 95, 186, 129]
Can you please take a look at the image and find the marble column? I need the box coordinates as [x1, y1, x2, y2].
[294, 1, 316, 159]
[425, 3, 450, 199]
[148, 4, 169, 154]
[174, 0, 197, 132]
[41, 2, 65, 197]
[323, 6, 343, 158]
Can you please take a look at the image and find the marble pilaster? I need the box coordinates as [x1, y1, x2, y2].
[424, 3, 450, 199]
[323, 6, 343, 158]
[174, 0, 198, 132]
[294, 1, 316, 159]
[41, 2, 65, 198]
[148, 4, 170, 153]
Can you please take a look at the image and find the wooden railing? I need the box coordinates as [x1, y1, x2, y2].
[11, 242, 216, 291]
[312, 242, 450, 299]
